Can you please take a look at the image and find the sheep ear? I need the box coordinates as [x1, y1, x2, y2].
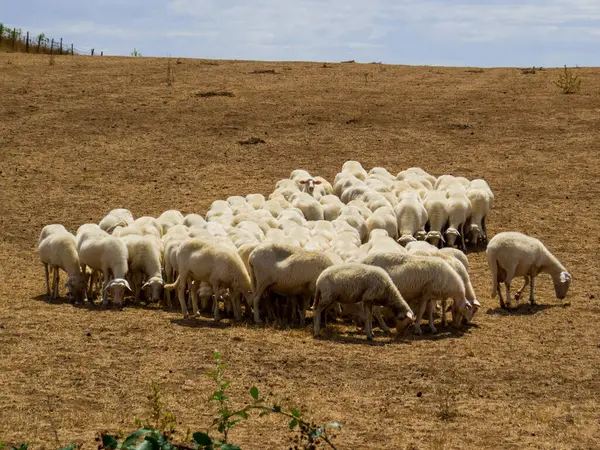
[315, 180, 322, 185]
[123, 279, 132, 291]
[560, 272, 571, 283]
[299, 180, 307, 184]
[142, 282, 150, 290]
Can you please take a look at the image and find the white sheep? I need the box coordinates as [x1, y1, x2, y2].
[121, 234, 164, 304]
[423, 190, 449, 248]
[157, 210, 184, 235]
[78, 234, 131, 307]
[248, 242, 337, 324]
[465, 188, 492, 247]
[394, 195, 428, 247]
[487, 232, 572, 310]
[246, 193, 266, 210]
[445, 191, 471, 251]
[341, 160, 368, 181]
[362, 252, 470, 334]
[38, 228, 87, 303]
[366, 206, 397, 240]
[99, 208, 134, 233]
[313, 263, 415, 340]
[164, 239, 252, 320]
[183, 214, 207, 229]
[291, 192, 325, 221]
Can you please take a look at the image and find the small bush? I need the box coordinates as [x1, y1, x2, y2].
[194, 91, 235, 98]
[251, 69, 276, 74]
[130, 48, 142, 57]
[555, 65, 581, 94]
[238, 137, 265, 145]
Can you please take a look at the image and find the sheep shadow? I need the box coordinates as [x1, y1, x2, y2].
[486, 302, 570, 316]
[171, 316, 236, 330]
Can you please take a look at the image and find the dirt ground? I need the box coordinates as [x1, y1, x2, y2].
[0, 53, 599, 449]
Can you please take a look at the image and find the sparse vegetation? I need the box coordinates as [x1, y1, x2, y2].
[238, 137, 266, 145]
[520, 66, 542, 75]
[0, 23, 77, 54]
[166, 57, 175, 86]
[130, 48, 142, 57]
[194, 91, 235, 98]
[252, 69, 277, 74]
[555, 65, 581, 94]
[465, 68, 484, 73]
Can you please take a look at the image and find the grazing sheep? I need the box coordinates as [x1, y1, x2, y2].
[445, 191, 471, 251]
[164, 239, 252, 321]
[487, 232, 572, 310]
[341, 160, 368, 181]
[362, 252, 470, 334]
[99, 208, 134, 233]
[292, 192, 325, 221]
[183, 214, 207, 229]
[395, 195, 428, 247]
[313, 264, 415, 340]
[157, 210, 185, 235]
[246, 193, 266, 210]
[121, 234, 164, 304]
[423, 191, 449, 248]
[78, 235, 131, 307]
[38, 229, 87, 303]
[465, 188, 492, 247]
[249, 242, 337, 324]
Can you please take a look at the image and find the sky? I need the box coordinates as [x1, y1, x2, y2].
[4, 0, 600, 66]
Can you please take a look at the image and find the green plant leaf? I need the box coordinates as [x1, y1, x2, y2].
[250, 387, 259, 401]
[193, 432, 212, 446]
[135, 436, 158, 450]
[58, 445, 79, 450]
[213, 352, 222, 360]
[102, 435, 119, 449]
[290, 408, 301, 418]
[272, 405, 281, 413]
[220, 381, 231, 391]
[289, 419, 299, 430]
[236, 410, 248, 419]
[219, 445, 241, 450]
[123, 429, 153, 447]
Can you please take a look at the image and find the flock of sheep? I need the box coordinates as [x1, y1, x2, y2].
[37, 160, 572, 340]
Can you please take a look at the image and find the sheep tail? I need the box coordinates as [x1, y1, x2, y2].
[164, 275, 180, 292]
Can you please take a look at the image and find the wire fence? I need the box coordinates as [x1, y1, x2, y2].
[0, 24, 101, 56]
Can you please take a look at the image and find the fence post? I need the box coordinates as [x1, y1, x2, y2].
[50, 39, 54, 54]
[91, 48, 94, 56]
[26, 31, 29, 53]
[60, 38, 63, 54]
[12, 28, 16, 50]
[71, 43, 74, 55]
[101, 51, 103, 56]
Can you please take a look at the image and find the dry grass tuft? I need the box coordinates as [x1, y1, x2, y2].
[194, 90, 235, 98]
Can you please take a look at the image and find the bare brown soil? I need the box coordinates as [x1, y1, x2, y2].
[1, 53, 599, 449]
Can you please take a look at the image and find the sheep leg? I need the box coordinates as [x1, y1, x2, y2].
[460, 223, 467, 252]
[190, 284, 200, 316]
[364, 303, 374, 341]
[504, 282, 513, 311]
[177, 278, 189, 319]
[233, 292, 243, 321]
[165, 270, 172, 309]
[102, 276, 109, 307]
[529, 277, 536, 306]
[212, 283, 221, 321]
[414, 299, 428, 335]
[497, 283, 506, 309]
[482, 217, 488, 243]
[428, 299, 438, 334]
[373, 306, 390, 334]
[514, 277, 530, 302]
[440, 298, 448, 327]
[44, 263, 51, 299]
[52, 267, 60, 300]
[252, 284, 268, 324]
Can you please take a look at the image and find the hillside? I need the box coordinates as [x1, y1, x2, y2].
[0, 53, 599, 449]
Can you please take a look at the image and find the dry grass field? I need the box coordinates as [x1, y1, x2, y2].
[1, 53, 599, 449]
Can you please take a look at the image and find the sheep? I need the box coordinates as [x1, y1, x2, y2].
[113, 224, 161, 239]
[439, 247, 469, 272]
[164, 239, 252, 320]
[394, 195, 428, 247]
[38, 229, 87, 303]
[39, 224, 68, 244]
[487, 232, 572, 310]
[335, 210, 368, 243]
[248, 242, 337, 324]
[99, 208, 134, 233]
[362, 252, 470, 334]
[320, 195, 344, 221]
[183, 214, 207, 229]
[157, 210, 184, 235]
[465, 188, 492, 247]
[291, 192, 325, 221]
[423, 191, 449, 248]
[445, 191, 471, 251]
[262, 199, 286, 218]
[313, 264, 415, 340]
[333, 173, 363, 197]
[121, 234, 164, 304]
[366, 206, 397, 240]
[397, 167, 437, 187]
[246, 193, 266, 210]
[314, 177, 333, 195]
[407, 245, 479, 323]
[78, 234, 131, 307]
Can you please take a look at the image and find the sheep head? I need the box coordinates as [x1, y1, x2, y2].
[65, 275, 87, 304]
[553, 271, 572, 300]
[445, 227, 460, 247]
[397, 235, 416, 247]
[104, 278, 132, 306]
[415, 230, 427, 241]
[142, 276, 164, 303]
[425, 231, 445, 247]
[395, 309, 416, 335]
[299, 178, 322, 196]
